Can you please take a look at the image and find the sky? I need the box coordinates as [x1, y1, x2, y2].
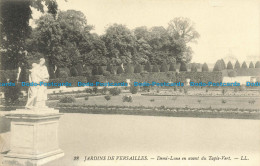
[31, 0, 260, 64]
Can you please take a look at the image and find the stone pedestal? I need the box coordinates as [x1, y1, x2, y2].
[3, 108, 64, 166]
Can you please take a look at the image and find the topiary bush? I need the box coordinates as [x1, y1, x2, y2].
[169, 63, 176, 71]
[122, 95, 133, 102]
[117, 66, 124, 74]
[202, 63, 209, 72]
[92, 66, 99, 75]
[104, 95, 111, 101]
[152, 64, 160, 72]
[249, 61, 254, 68]
[160, 62, 168, 72]
[179, 62, 187, 72]
[255, 61, 260, 68]
[227, 61, 233, 69]
[125, 63, 134, 74]
[234, 60, 240, 69]
[144, 61, 152, 72]
[70, 67, 78, 77]
[134, 64, 142, 73]
[241, 61, 248, 69]
[98, 66, 104, 75]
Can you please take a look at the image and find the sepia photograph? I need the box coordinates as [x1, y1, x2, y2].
[0, 0, 260, 166]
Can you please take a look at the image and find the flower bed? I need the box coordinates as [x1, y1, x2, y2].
[56, 104, 260, 119]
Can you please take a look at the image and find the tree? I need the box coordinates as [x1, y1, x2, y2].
[255, 61, 260, 68]
[241, 61, 248, 69]
[98, 66, 104, 75]
[202, 63, 209, 72]
[106, 63, 113, 73]
[133, 38, 152, 64]
[213, 61, 221, 71]
[152, 64, 159, 72]
[0, 0, 58, 70]
[144, 61, 152, 72]
[117, 66, 124, 74]
[169, 63, 176, 71]
[160, 62, 168, 72]
[234, 60, 240, 69]
[134, 64, 142, 73]
[249, 61, 254, 68]
[227, 61, 233, 69]
[220, 59, 226, 69]
[180, 62, 187, 72]
[102, 24, 135, 65]
[191, 65, 197, 72]
[125, 63, 134, 74]
[167, 17, 200, 43]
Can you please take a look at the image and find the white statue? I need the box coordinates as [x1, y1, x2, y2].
[25, 58, 49, 109]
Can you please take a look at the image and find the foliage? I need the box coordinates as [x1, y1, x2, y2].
[202, 63, 209, 72]
[190, 65, 197, 72]
[70, 67, 78, 77]
[59, 96, 76, 103]
[249, 61, 254, 68]
[144, 61, 152, 72]
[169, 63, 176, 71]
[241, 61, 248, 69]
[122, 95, 133, 102]
[134, 64, 143, 73]
[160, 62, 168, 72]
[109, 88, 121, 96]
[226, 61, 233, 69]
[130, 86, 138, 94]
[125, 63, 134, 74]
[234, 60, 240, 69]
[255, 61, 260, 68]
[117, 66, 124, 74]
[228, 70, 236, 77]
[84, 96, 89, 101]
[179, 62, 187, 72]
[213, 61, 222, 71]
[104, 95, 111, 101]
[92, 66, 99, 75]
[98, 66, 104, 75]
[152, 64, 160, 72]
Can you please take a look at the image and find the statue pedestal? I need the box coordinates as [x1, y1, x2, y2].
[3, 108, 64, 166]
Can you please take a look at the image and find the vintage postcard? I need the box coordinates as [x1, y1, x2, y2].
[0, 0, 260, 166]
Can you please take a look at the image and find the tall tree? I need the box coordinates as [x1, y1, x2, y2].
[0, 0, 58, 70]
[102, 24, 136, 65]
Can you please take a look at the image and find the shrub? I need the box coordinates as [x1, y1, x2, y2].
[255, 61, 260, 68]
[234, 60, 240, 69]
[169, 63, 176, 71]
[125, 63, 134, 74]
[85, 96, 89, 100]
[58, 71, 69, 78]
[130, 86, 138, 94]
[86, 88, 93, 94]
[92, 66, 99, 75]
[228, 70, 236, 77]
[191, 65, 197, 72]
[104, 95, 111, 101]
[98, 66, 104, 75]
[197, 99, 201, 103]
[109, 88, 121, 96]
[248, 99, 256, 104]
[93, 87, 98, 94]
[152, 64, 160, 72]
[221, 99, 227, 104]
[160, 62, 168, 72]
[241, 61, 247, 69]
[213, 61, 222, 71]
[134, 64, 142, 73]
[227, 61, 233, 69]
[106, 63, 113, 73]
[75, 63, 83, 76]
[101, 87, 108, 94]
[103, 71, 110, 76]
[117, 66, 124, 74]
[144, 61, 152, 72]
[70, 67, 78, 77]
[202, 63, 209, 72]
[59, 96, 75, 103]
[150, 99, 155, 102]
[249, 61, 254, 68]
[220, 59, 226, 69]
[179, 62, 187, 72]
[122, 95, 133, 102]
